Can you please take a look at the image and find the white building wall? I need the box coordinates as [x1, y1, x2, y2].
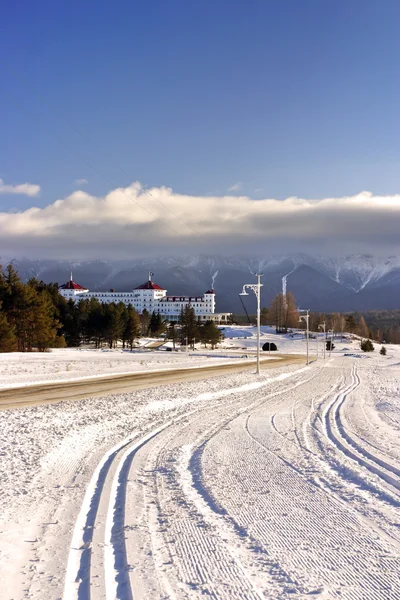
[59, 284, 229, 321]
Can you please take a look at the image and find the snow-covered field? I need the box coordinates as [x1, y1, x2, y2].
[0, 326, 359, 389]
[0, 330, 399, 599]
[0, 345, 253, 389]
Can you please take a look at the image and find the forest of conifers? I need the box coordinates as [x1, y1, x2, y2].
[0, 264, 222, 352]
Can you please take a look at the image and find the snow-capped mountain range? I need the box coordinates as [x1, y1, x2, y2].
[1, 254, 399, 313]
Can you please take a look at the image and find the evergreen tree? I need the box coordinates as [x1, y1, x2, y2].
[148, 312, 166, 337]
[200, 320, 222, 349]
[124, 305, 141, 350]
[62, 299, 82, 346]
[360, 339, 374, 352]
[179, 305, 198, 348]
[166, 321, 178, 349]
[85, 299, 106, 347]
[103, 303, 124, 349]
[345, 314, 357, 332]
[0, 304, 17, 352]
[140, 309, 151, 336]
[28, 288, 61, 351]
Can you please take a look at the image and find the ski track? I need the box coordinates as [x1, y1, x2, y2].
[179, 361, 400, 599]
[62, 367, 313, 599]
[4, 357, 400, 599]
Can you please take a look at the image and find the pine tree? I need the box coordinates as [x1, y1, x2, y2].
[0, 304, 17, 352]
[345, 314, 357, 332]
[85, 299, 106, 347]
[148, 312, 166, 337]
[28, 289, 60, 351]
[124, 306, 141, 350]
[140, 309, 151, 336]
[166, 321, 178, 349]
[361, 339, 374, 352]
[103, 303, 124, 349]
[179, 305, 198, 348]
[62, 299, 82, 346]
[200, 321, 222, 349]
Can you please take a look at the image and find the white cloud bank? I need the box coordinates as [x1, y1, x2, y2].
[0, 179, 40, 197]
[0, 182, 399, 258]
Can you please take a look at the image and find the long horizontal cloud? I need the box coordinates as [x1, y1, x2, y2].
[0, 182, 399, 258]
[0, 179, 40, 197]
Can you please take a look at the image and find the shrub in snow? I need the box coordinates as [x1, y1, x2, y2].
[262, 342, 278, 351]
[360, 339, 374, 352]
[380, 346, 387, 356]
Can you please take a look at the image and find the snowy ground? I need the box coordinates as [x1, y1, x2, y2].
[0, 326, 362, 389]
[0, 344, 255, 389]
[0, 331, 399, 599]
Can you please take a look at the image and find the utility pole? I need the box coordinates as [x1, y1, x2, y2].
[318, 322, 326, 360]
[299, 309, 310, 365]
[240, 273, 264, 375]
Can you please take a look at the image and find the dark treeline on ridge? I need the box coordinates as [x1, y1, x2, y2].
[0, 264, 222, 352]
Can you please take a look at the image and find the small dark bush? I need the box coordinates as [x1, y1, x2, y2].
[380, 346, 387, 356]
[262, 342, 278, 351]
[361, 339, 374, 352]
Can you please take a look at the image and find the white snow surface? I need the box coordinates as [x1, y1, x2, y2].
[1, 333, 399, 599]
[0, 344, 255, 389]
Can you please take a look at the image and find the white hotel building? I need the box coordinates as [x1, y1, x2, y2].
[58, 273, 231, 324]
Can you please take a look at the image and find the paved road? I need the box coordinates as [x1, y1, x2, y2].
[0, 354, 305, 411]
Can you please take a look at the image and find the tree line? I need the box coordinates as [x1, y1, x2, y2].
[0, 265, 222, 352]
[260, 292, 399, 343]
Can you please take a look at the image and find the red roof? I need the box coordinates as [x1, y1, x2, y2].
[135, 280, 165, 291]
[204, 289, 215, 294]
[59, 280, 87, 290]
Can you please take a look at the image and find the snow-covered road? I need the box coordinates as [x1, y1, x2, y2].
[1, 355, 399, 599]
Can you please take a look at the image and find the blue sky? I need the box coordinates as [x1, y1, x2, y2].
[0, 1, 399, 258]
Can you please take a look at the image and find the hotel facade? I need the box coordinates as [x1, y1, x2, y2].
[58, 273, 231, 324]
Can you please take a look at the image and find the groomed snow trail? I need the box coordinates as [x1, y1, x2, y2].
[61, 358, 399, 599]
[61, 367, 313, 599]
[2, 356, 399, 599]
[135, 360, 399, 599]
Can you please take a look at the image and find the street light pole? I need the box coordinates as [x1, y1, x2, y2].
[299, 309, 310, 365]
[240, 273, 264, 375]
[318, 322, 326, 360]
